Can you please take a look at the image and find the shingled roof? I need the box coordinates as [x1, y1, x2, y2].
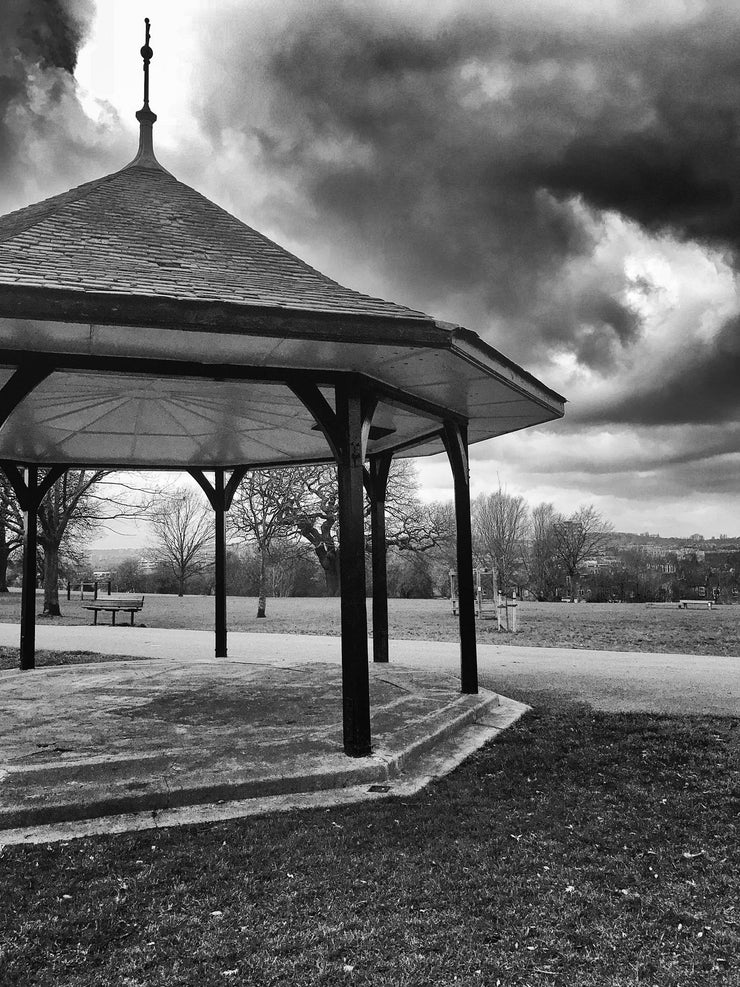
[0, 158, 430, 322]
[0, 45, 565, 471]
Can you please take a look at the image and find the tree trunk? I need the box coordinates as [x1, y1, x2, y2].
[178, 572, 185, 597]
[0, 514, 10, 593]
[257, 549, 267, 618]
[0, 543, 10, 593]
[324, 555, 340, 596]
[42, 543, 61, 616]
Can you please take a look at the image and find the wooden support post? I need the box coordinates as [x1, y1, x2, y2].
[368, 452, 392, 664]
[190, 467, 248, 661]
[214, 468, 227, 659]
[336, 385, 373, 756]
[19, 466, 38, 671]
[442, 422, 478, 694]
[291, 378, 376, 756]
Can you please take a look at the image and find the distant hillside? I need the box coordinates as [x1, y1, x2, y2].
[88, 548, 143, 568]
[609, 533, 740, 552]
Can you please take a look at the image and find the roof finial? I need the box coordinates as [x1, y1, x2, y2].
[131, 16, 160, 168]
[141, 17, 153, 110]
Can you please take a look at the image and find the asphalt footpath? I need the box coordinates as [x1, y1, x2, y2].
[0, 623, 736, 845]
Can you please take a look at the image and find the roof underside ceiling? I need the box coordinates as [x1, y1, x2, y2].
[0, 315, 564, 468]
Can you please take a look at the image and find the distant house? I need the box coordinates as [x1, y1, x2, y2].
[676, 548, 706, 562]
[583, 556, 619, 571]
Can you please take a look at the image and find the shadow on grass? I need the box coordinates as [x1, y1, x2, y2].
[0, 646, 152, 672]
[0, 689, 737, 986]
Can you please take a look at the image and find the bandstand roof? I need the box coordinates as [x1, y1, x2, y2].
[0, 62, 564, 470]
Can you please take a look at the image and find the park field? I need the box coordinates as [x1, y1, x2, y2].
[0, 592, 738, 656]
[1, 596, 738, 983]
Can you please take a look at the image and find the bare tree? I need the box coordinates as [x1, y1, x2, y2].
[38, 470, 108, 616]
[149, 488, 213, 596]
[264, 536, 317, 598]
[291, 465, 342, 594]
[421, 499, 461, 595]
[0, 474, 23, 592]
[552, 504, 613, 600]
[229, 467, 307, 617]
[290, 460, 446, 595]
[473, 487, 530, 592]
[384, 461, 448, 553]
[37, 471, 154, 616]
[528, 501, 558, 600]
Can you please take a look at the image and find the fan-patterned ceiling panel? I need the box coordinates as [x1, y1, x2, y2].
[0, 371, 446, 466]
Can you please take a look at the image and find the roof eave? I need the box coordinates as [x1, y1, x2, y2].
[0, 283, 446, 349]
[446, 323, 567, 412]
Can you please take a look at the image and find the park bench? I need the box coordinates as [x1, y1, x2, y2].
[679, 599, 714, 610]
[83, 594, 145, 626]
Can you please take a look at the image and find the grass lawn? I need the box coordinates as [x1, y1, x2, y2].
[1, 592, 738, 656]
[1, 700, 737, 986]
[1, 596, 737, 983]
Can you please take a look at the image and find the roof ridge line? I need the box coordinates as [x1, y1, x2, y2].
[0, 167, 131, 244]
[164, 173, 430, 315]
[168, 177, 347, 289]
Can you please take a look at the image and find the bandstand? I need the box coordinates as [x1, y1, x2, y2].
[0, 23, 564, 756]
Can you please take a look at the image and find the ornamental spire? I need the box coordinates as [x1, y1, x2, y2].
[130, 17, 160, 168]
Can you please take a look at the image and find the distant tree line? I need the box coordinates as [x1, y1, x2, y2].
[1, 465, 735, 616]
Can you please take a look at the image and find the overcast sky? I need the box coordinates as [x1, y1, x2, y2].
[3, 0, 740, 541]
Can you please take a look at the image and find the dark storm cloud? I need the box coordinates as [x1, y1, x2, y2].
[0, 0, 91, 157]
[196, 3, 642, 370]
[195, 2, 740, 379]
[0, 0, 121, 213]
[581, 313, 740, 426]
[23, 0, 90, 73]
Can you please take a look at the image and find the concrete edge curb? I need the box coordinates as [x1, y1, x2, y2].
[377, 689, 501, 780]
[0, 698, 531, 846]
[0, 688, 500, 831]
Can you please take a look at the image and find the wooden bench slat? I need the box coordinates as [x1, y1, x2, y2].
[82, 596, 145, 626]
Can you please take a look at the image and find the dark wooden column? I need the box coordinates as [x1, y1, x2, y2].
[335, 385, 375, 756]
[20, 466, 38, 671]
[366, 451, 393, 663]
[442, 422, 478, 694]
[189, 467, 247, 662]
[214, 468, 227, 659]
[0, 367, 60, 671]
[289, 379, 376, 756]
[0, 463, 65, 671]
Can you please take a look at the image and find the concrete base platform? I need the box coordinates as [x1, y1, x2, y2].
[0, 655, 525, 841]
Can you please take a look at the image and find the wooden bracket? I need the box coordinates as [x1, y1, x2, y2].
[289, 380, 342, 460]
[0, 462, 66, 511]
[189, 466, 248, 512]
[359, 393, 379, 464]
[363, 450, 393, 501]
[441, 421, 470, 489]
[0, 364, 54, 430]
[37, 466, 67, 502]
[189, 468, 219, 510]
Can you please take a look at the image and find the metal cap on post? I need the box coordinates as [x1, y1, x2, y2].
[129, 18, 162, 170]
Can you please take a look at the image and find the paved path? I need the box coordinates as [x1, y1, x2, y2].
[0, 623, 736, 843]
[1, 623, 737, 716]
